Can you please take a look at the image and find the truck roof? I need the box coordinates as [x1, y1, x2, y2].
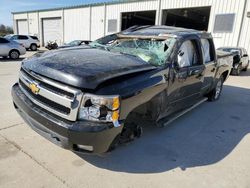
[120, 25, 212, 39]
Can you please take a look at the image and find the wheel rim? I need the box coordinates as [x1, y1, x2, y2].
[215, 79, 222, 99]
[31, 45, 36, 50]
[11, 51, 18, 59]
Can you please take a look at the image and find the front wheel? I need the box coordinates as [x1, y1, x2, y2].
[207, 76, 223, 101]
[9, 50, 20, 60]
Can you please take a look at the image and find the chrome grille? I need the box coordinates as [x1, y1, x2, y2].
[19, 68, 83, 121]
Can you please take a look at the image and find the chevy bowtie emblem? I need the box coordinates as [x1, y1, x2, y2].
[29, 83, 40, 94]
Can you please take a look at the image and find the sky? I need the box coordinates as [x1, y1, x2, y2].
[0, 0, 115, 26]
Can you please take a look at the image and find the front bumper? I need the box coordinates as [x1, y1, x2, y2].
[12, 83, 123, 154]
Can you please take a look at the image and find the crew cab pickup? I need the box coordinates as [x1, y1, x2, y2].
[12, 26, 233, 154]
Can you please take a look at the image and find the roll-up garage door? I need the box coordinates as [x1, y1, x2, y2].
[17, 19, 28, 35]
[42, 18, 62, 46]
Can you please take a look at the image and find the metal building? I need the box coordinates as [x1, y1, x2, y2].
[12, 0, 250, 53]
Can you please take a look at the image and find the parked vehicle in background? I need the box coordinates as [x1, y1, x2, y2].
[217, 47, 249, 75]
[58, 40, 91, 49]
[0, 37, 26, 59]
[5, 34, 40, 51]
[12, 26, 233, 154]
[45, 41, 58, 50]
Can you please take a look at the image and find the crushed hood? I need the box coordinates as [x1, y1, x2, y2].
[22, 46, 157, 89]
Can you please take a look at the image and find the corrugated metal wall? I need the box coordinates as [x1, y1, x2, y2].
[160, 0, 246, 48]
[90, 6, 105, 40]
[209, 0, 246, 48]
[12, 0, 250, 55]
[64, 7, 91, 42]
[27, 12, 39, 36]
[239, 0, 250, 54]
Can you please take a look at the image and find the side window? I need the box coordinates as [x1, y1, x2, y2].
[177, 40, 198, 68]
[18, 35, 28, 40]
[11, 35, 18, 40]
[0, 38, 9, 43]
[201, 38, 215, 63]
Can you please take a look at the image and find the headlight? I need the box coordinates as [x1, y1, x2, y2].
[78, 94, 121, 127]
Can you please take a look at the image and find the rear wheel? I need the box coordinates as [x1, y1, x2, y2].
[30, 44, 37, 51]
[207, 76, 223, 101]
[242, 63, 248, 71]
[9, 50, 20, 60]
[233, 64, 242, 75]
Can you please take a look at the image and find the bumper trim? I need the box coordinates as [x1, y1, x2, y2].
[12, 83, 123, 154]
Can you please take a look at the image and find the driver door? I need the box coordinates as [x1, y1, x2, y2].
[167, 39, 205, 114]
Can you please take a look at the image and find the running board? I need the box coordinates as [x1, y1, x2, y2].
[158, 97, 208, 127]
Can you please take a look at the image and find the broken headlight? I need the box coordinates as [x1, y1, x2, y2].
[78, 94, 121, 127]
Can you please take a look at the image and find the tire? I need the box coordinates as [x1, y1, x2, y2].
[9, 50, 20, 60]
[232, 64, 242, 75]
[242, 67, 248, 71]
[242, 63, 248, 71]
[207, 76, 223, 101]
[30, 44, 37, 51]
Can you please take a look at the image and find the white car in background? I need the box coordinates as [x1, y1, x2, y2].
[0, 37, 26, 59]
[5, 34, 40, 51]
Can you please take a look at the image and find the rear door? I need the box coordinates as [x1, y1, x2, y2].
[167, 38, 205, 112]
[17, 35, 29, 48]
[201, 38, 217, 94]
[0, 38, 10, 56]
[11, 35, 29, 48]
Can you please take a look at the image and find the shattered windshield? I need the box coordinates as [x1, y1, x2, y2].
[90, 36, 176, 66]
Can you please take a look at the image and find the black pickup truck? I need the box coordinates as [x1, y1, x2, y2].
[12, 26, 233, 154]
[218, 47, 249, 75]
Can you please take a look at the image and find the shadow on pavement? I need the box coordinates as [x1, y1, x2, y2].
[238, 69, 250, 77]
[78, 85, 250, 173]
[0, 57, 25, 62]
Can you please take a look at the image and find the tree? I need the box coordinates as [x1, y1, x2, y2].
[0, 24, 13, 37]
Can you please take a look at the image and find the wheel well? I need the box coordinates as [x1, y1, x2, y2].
[221, 70, 229, 82]
[30, 43, 37, 47]
[9, 49, 20, 56]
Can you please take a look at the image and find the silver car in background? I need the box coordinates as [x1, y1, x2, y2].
[0, 37, 26, 59]
[5, 35, 40, 51]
